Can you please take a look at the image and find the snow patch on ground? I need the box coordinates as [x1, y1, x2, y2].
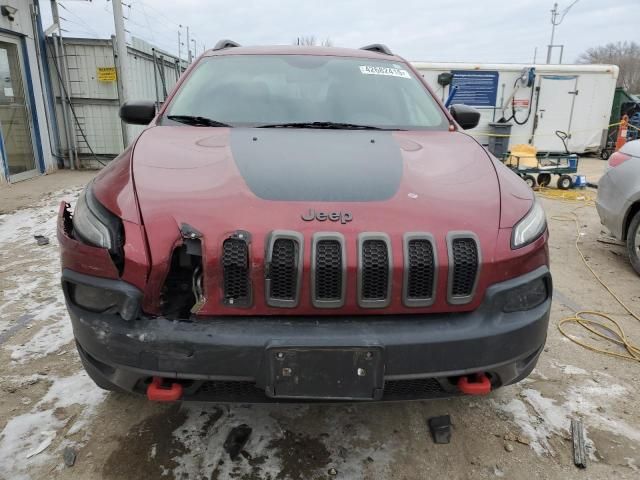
[171, 404, 396, 479]
[0, 189, 81, 362]
[495, 379, 638, 457]
[0, 370, 106, 480]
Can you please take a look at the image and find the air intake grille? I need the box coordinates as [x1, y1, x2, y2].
[451, 237, 479, 298]
[222, 238, 250, 305]
[315, 240, 343, 300]
[407, 239, 435, 300]
[269, 238, 297, 301]
[361, 239, 390, 301]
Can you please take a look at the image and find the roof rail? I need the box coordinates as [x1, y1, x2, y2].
[213, 39, 241, 51]
[360, 44, 393, 55]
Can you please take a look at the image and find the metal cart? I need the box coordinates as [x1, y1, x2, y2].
[502, 151, 579, 189]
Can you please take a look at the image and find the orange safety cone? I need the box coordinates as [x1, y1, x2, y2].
[615, 115, 629, 151]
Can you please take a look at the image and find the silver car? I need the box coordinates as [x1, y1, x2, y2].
[596, 139, 640, 274]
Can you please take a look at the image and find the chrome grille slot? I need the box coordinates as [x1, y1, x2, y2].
[265, 231, 303, 307]
[311, 233, 346, 308]
[447, 232, 481, 305]
[357, 233, 392, 308]
[403, 233, 437, 307]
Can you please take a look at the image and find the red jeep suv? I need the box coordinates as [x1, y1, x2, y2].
[58, 42, 551, 402]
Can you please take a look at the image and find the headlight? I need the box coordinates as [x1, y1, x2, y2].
[511, 199, 547, 249]
[73, 183, 123, 254]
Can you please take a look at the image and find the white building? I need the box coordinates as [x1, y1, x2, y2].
[0, 0, 56, 183]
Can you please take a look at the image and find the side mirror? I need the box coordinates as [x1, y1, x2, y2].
[119, 101, 156, 125]
[449, 104, 481, 130]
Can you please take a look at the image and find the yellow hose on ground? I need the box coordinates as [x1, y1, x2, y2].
[537, 187, 640, 362]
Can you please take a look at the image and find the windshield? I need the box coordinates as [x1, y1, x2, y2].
[165, 55, 448, 130]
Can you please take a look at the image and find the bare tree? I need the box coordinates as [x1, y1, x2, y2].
[577, 41, 640, 92]
[293, 36, 333, 47]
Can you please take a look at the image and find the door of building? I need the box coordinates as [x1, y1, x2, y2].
[0, 35, 38, 182]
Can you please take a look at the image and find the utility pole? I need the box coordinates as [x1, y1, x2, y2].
[112, 0, 130, 144]
[191, 38, 197, 59]
[546, 0, 579, 64]
[186, 26, 192, 62]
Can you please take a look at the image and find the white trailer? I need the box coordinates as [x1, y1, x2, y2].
[411, 62, 619, 154]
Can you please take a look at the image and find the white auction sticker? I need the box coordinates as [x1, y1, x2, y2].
[359, 65, 410, 78]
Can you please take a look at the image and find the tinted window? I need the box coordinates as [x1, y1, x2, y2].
[166, 55, 448, 130]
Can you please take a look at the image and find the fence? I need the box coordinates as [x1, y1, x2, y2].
[47, 36, 186, 167]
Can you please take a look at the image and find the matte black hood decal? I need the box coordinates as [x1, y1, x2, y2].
[230, 129, 403, 202]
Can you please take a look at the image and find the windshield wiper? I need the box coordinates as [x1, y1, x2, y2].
[257, 121, 390, 130]
[166, 115, 232, 127]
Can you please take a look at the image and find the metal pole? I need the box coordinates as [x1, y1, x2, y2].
[191, 39, 197, 59]
[533, 47, 537, 64]
[187, 26, 192, 63]
[546, 2, 558, 64]
[177, 29, 182, 68]
[112, 0, 130, 145]
[51, 34, 74, 169]
[152, 48, 160, 110]
[110, 35, 128, 149]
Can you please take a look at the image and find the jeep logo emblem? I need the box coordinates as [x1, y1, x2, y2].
[301, 209, 353, 224]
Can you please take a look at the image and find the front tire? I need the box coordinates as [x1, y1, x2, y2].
[627, 211, 640, 275]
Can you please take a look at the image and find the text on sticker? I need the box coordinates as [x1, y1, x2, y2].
[359, 65, 411, 78]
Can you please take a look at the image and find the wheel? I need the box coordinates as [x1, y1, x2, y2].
[523, 175, 537, 189]
[627, 211, 640, 275]
[600, 149, 611, 160]
[537, 173, 552, 187]
[557, 175, 573, 190]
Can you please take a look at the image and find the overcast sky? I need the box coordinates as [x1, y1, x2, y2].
[40, 0, 638, 64]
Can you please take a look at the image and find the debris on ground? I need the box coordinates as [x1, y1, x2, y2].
[571, 419, 588, 469]
[63, 446, 77, 467]
[328, 467, 338, 476]
[504, 443, 514, 453]
[33, 235, 50, 246]
[25, 431, 56, 458]
[223, 424, 252, 460]
[428, 415, 452, 444]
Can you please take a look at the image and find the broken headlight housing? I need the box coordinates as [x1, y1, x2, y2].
[511, 199, 547, 249]
[73, 182, 124, 256]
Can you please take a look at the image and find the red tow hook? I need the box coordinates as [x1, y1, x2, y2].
[457, 373, 492, 395]
[147, 376, 183, 402]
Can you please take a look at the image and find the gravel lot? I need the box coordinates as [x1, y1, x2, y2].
[1, 159, 639, 480]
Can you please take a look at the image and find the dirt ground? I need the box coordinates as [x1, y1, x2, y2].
[1, 159, 639, 480]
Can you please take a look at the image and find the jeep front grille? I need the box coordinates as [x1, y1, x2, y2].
[311, 233, 346, 308]
[403, 234, 437, 307]
[358, 234, 392, 308]
[216, 230, 481, 309]
[265, 231, 303, 307]
[222, 236, 250, 306]
[447, 233, 481, 305]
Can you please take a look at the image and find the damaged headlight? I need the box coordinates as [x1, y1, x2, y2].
[511, 199, 547, 249]
[73, 182, 123, 253]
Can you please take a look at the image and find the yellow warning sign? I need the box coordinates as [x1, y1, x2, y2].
[97, 67, 117, 82]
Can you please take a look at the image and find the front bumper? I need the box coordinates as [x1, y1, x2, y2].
[63, 267, 552, 402]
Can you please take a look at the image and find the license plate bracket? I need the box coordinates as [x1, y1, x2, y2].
[266, 347, 384, 400]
